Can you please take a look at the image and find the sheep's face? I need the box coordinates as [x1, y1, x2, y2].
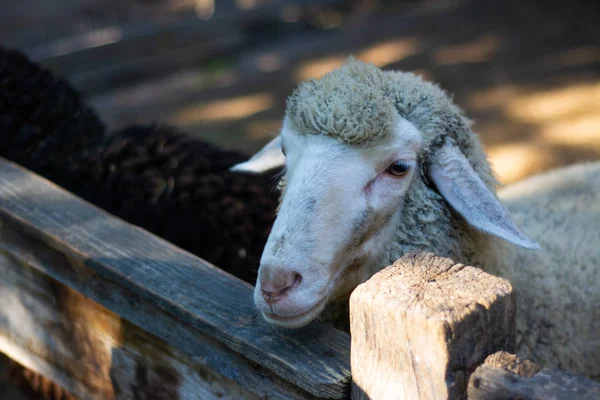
[238, 116, 422, 328]
[233, 86, 539, 329]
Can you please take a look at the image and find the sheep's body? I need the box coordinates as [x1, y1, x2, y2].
[235, 58, 600, 379]
[64, 125, 280, 283]
[494, 161, 600, 378]
[0, 47, 280, 284]
[0, 46, 106, 179]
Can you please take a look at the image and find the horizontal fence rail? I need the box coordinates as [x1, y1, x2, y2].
[0, 157, 351, 399]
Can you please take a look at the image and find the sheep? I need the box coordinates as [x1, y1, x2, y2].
[0, 46, 106, 180]
[61, 124, 280, 283]
[231, 57, 600, 379]
[0, 46, 280, 285]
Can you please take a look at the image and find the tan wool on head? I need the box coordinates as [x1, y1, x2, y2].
[285, 56, 497, 189]
[285, 57, 396, 146]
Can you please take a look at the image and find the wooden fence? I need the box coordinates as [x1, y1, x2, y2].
[0, 157, 598, 399]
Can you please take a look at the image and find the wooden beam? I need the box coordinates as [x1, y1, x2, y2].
[349, 252, 516, 400]
[468, 351, 600, 400]
[0, 157, 351, 399]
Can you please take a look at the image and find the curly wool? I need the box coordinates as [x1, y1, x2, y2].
[62, 125, 280, 284]
[286, 58, 396, 146]
[0, 46, 280, 286]
[0, 46, 106, 180]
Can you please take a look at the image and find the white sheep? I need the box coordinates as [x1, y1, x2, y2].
[231, 58, 600, 379]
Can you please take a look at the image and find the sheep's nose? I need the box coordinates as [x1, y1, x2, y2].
[260, 269, 301, 304]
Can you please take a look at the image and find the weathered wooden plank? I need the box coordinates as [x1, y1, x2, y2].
[0, 249, 258, 400]
[350, 252, 516, 400]
[467, 351, 600, 400]
[0, 219, 319, 399]
[0, 157, 351, 399]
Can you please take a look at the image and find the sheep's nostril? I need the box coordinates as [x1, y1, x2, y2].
[260, 270, 302, 304]
[261, 288, 283, 304]
[291, 272, 302, 288]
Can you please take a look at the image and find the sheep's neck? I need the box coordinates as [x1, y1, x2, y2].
[381, 178, 501, 273]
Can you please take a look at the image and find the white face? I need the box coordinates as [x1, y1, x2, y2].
[253, 116, 423, 328]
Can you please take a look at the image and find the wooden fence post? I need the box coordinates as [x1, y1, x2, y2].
[350, 252, 516, 400]
[468, 351, 600, 400]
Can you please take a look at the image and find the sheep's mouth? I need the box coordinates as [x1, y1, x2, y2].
[262, 296, 328, 328]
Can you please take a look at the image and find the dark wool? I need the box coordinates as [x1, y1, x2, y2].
[64, 124, 280, 284]
[0, 46, 279, 284]
[0, 46, 106, 179]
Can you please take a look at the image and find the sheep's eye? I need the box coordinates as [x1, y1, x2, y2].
[387, 161, 410, 177]
[281, 147, 286, 156]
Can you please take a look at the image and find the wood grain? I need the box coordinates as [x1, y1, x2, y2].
[350, 251, 516, 400]
[468, 351, 600, 400]
[0, 249, 258, 399]
[0, 157, 351, 399]
[0, 220, 320, 399]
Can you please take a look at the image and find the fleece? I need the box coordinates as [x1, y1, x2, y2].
[0, 46, 280, 286]
[494, 161, 600, 379]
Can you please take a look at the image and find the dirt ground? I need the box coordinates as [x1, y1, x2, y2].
[1, 0, 599, 398]
[86, 0, 600, 185]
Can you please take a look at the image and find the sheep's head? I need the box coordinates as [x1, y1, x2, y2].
[232, 58, 539, 328]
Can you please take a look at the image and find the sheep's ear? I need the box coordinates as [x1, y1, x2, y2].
[428, 138, 540, 249]
[230, 136, 284, 173]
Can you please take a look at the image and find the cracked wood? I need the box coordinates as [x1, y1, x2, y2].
[349, 251, 516, 400]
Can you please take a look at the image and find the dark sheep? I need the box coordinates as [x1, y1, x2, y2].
[62, 124, 280, 284]
[0, 45, 279, 284]
[0, 46, 106, 180]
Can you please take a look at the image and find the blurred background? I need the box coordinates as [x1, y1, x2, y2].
[2, 0, 599, 186]
[0, 0, 599, 398]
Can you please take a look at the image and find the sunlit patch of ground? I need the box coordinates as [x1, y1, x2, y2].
[472, 82, 600, 184]
[541, 114, 600, 147]
[506, 83, 600, 123]
[294, 38, 421, 82]
[294, 55, 348, 82]
[169, 93, 276, 125]
[486, 143, 554, 185]
[356, 38, 421, 69]
[433, 35, 502, 65]
[244, 119, 282, 140]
